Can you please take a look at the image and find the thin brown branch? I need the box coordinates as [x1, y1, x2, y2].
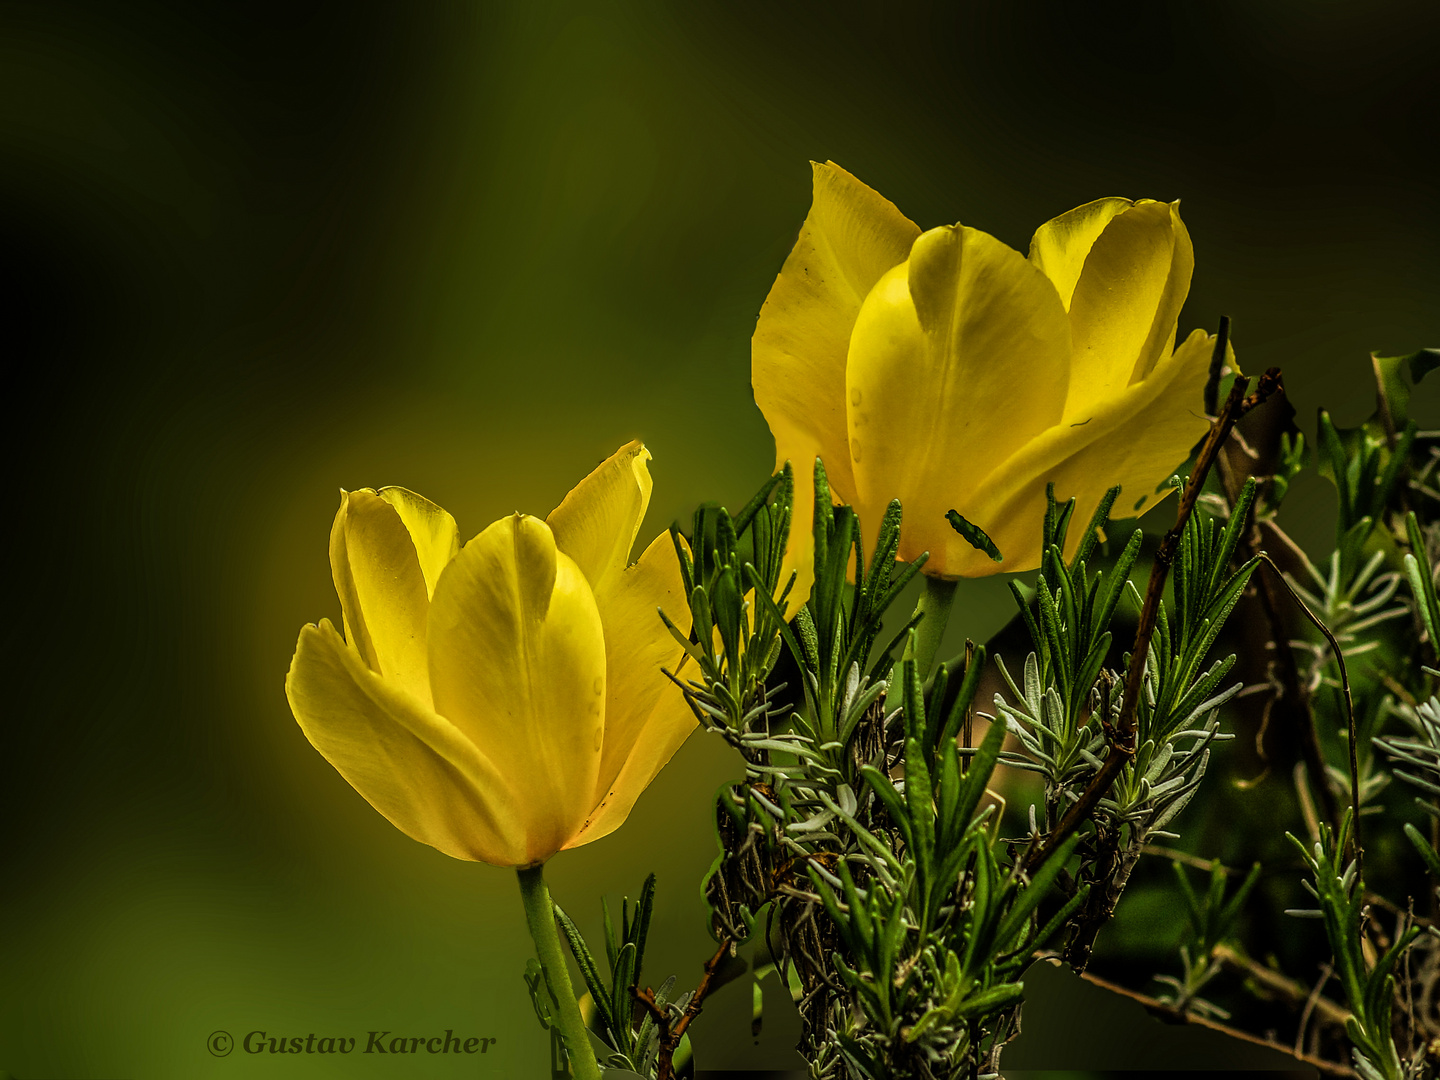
[633, 982, 669, 1029]
[1060, 830, 1132, 969]
[1210, 398, 1341, 831]
[1247, 521, 1343, 830]
[1297, 962, 1338, 1058]
[1079, 969, 1358, 1078]
[1367, 889, 1436, 930]
[634, 936, 734, 1080]
[1378, 670, 1419, 711]
[1142, 843, 1233, 873]
[1255, 553, 1362, 877]
[1024, 329, 1281, 878]
[1210, 943, 1352, 1028]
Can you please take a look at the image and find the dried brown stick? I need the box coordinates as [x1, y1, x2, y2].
[1079, 969, 1358, 1078]
[634, 936, 733, 1080]
[1254, 553, 1361, 875]
[1141, 843, 1229, 873]
[1212, 421, 1344, 832]
[1210, 943, 1352, 1028]
[1211, 405, 1341, 829]
[1253, 519, 1343, 831]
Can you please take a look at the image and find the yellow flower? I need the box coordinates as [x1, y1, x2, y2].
[753, 162, 1220, 591]
[284, 441, 694, 868]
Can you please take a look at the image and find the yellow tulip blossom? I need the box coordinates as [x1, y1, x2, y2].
[285, 441, 694, 868]
[753, 162, 1221, 592]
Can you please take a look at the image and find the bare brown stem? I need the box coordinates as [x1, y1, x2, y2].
[1255, 553, 1362, 876]
[1079, 969, 1358, 1078]
[634, 937, 733, 1080]
[1296, 962, 1336, 1057]
[1141, 844, 1237, 873]
[1210, 943, 1352, 1027]
[1210, 406, 1343, 831]
[1248, 521, 1343, 829]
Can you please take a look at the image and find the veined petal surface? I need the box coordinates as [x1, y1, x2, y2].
[427, 514, 607, 865]
[845, 224, 1072, 575]
[328, 489, 435, 703]
[753, 161, 921, 602]
[286, 620, 526, 865]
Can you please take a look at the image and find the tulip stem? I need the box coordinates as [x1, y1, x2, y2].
[517, 864, 601, 1080]
[909, 574, 959, 679]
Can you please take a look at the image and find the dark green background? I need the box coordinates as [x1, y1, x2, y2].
[4, 2, 1437, 1076]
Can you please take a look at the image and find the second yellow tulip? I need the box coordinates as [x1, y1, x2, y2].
[753, 162, 1221, 594]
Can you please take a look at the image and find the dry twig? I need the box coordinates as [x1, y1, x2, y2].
[1079, 969, 1358, 1078]
[634, 937, 734, 1080]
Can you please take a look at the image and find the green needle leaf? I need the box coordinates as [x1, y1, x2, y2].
[946, 509, 1003, 562]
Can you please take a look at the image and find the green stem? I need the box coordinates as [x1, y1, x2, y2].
[909, 574, 958, 678]
[517, 864, 601, 1080]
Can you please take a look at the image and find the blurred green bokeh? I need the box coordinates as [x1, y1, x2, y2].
[3, 1, 1436, 1076]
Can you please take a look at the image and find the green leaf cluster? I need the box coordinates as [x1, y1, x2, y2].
[812, 654, 1085, 1077]
[998, 484, 1137, 788]
[661, 466, 795, 742]
[555, 876, 696, 1078]
[1152, 859, 1261, 1017]
[780, 459, 927, 759]
[1288, 816, 1423, 1080]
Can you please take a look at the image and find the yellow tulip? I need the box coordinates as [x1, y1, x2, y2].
[284, 441, 694, 868]
[753, 161, 1221, 592]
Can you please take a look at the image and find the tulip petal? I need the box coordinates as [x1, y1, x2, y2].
[945, 327, 1215, 576]
[427, 514, 607, 864]
[753, 161, 922, 602]
[1063, 201, 1193, 420]
[376, 486, 459, 599]
[1027, 197, 1133, 310]
[845, 224, 1073, 575]
[286, 619, 527, 865]
[547, 443, 696, 831]
[566, 530, 696, 848]
[328, 489, 435, 703]
[547, 445, 696, 841]
[546, 440, 651, 601]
